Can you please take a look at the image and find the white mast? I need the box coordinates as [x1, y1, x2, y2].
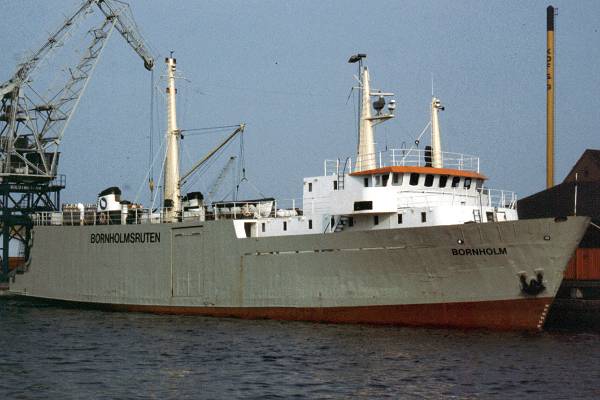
[348, 53, 395, 172]
[356, 66, 376, 172]
[163, 54, 181, 217]
[430, 97, 444, 168]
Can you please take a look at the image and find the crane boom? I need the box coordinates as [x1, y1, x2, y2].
[0, 0, 154, 181]
[206, 156, 237, 203]
[0, 0, 96, 94]
[95, 0, 154, 70]
[180, 124, 246, 185]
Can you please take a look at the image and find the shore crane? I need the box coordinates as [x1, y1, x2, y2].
[0, 0, 154, 280]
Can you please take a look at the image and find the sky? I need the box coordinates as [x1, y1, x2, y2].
[1, 0, 599, 207]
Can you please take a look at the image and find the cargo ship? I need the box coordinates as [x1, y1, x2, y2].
[3, 51, 589, 331]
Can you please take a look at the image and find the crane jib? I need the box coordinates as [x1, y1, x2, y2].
[0, 0, 154, 180]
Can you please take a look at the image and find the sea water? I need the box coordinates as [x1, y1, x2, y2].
[1, 298, 599, 399]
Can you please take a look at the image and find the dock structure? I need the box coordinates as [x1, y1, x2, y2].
[0, 178, 64, 283]
[518, 149, 600, 326]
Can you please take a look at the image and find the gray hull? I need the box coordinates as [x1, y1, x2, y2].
[8, 217, 589, 330]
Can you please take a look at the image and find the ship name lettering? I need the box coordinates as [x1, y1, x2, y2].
[90, 232, 161, 244]
[451, 247, 507, 256]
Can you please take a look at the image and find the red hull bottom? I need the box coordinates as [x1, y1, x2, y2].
[13, 295, 553, 331]
[106, 297, 552, 331]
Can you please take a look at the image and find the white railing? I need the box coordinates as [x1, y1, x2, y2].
[479, 188, 517, 209]
[32, 198, 307, 227]
[33, 208, 171, 226]
[273, 198, 302, 212]
[389, 149, 479, 172]
[324, 149, 479, 175]
[396, 188, 516, 210]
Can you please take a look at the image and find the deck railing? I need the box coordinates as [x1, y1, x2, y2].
[325, 149, 479, 175]
[396, 188, 516, 210]
[32, 198, 306, 227]
[479, 188, 517, 209]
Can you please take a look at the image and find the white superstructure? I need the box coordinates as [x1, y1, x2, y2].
[224, 56, 517, 239]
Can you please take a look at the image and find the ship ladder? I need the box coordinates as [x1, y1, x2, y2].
[473, 209, 482, 223]
[337, 174, 345, 190]
[336, 157, 351, 191]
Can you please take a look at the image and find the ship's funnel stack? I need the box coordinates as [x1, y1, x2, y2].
[348, 53, 395, 172]
[431, 97, 445, 168]
[164, 55, 181, 220]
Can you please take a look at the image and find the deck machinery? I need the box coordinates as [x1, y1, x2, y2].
[0, 0, 154, 282]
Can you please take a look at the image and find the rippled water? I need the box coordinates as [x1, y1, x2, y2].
[1, 298, 600, 399]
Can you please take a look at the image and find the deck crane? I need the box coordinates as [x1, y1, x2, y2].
[0, 0, 154, 281]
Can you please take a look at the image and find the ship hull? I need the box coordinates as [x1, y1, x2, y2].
[8, 217, 590, 330]
[18, 296, 552, 331]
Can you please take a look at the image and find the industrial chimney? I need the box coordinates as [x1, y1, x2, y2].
[546, 5, 555, 188]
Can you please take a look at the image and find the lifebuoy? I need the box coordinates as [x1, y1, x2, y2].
[99, 212, 108, 224]
[99, 197, 107, 210]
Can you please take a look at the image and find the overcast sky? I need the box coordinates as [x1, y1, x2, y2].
[1, 1, 599, 206]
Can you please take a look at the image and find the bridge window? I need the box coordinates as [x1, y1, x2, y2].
[364, 177, 369, 187]
[261, 223, 265, 232]
[397, 213, 403, 224]
[382, 174, 389, 186]
[438, 175, 448, 188]
[392, 173, 403, 186]
[451, 176, 461, 188]
[476, 179, 483, 189]
[375, 175, 381, 186]
[464, 178, 472, 189]
[333, 181, 338, 190]
[424, 174, 434, 187]
[374, 215, 379, 225]
[308, 182, 312, 192]
[354, 201, 373, 211]
[409, 173, 420, 186]
[421, 212, 427, 223]
[348, 217, 354, 227]
[308, 219, 312, 229]
[283, 221, 287, 231]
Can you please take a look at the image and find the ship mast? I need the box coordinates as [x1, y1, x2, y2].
[356, 63, 375, 171]
[430, 97, 445, 168]
[348, 53, 395, 172]
[163, 54, 181, 218]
